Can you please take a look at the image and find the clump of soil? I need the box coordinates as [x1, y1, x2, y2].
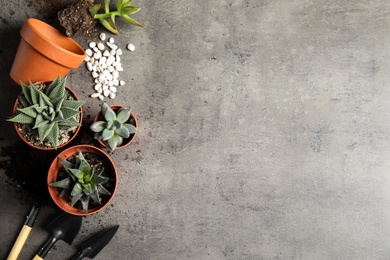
[58, 0, 99, 40]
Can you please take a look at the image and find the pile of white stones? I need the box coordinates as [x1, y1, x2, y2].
[84, 33, 135, 100]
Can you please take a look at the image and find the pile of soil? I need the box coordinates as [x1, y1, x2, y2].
[58, 0, 99, 40]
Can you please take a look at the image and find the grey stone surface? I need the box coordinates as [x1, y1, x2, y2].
[1, 0, 390, 259]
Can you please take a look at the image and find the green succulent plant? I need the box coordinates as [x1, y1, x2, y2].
[49, 151, 112, 212]
[90, 0, 143, 35]
[7, 76, 84, 149]
[90, 103, 137, 151]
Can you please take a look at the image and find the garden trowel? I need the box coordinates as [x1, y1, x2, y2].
[33, 213, 82, 260]
[69, 225, 120, 260]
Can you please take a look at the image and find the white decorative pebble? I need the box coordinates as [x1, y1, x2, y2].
[98, 43, 105, 51]
[112, 70, 119, 79]
[86, 62, 93, 71]
[85, 37, 129, 101]
[110, 86, 117, 93]
[127, 43, 135, 51]
[94, 83, 102, 91]
[86, 49, 93, 56]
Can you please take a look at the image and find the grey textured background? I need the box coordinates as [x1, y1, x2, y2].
[1, 0, 390, 259]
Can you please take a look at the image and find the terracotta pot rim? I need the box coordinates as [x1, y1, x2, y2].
[22, 18, 85, 69]
[94, 105, 138, 150]
[12, 82, 83, 150]
[47, 145, 118, 216]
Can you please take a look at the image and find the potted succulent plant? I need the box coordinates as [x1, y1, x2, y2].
[10, 18, 86, 85]
[48, 145, 118, 216]
[90, 103, 138, 151]
[7, 76, 84, 150]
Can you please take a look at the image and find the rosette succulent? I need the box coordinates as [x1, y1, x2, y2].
[89, 0, 143, 35]
[90, 103, 137, 151]
[49, 151, 112, 212]
[7, 76, 84, 149]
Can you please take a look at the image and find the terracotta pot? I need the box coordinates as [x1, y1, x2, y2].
[47, 145, 118, 216]
[10, 18, 86, 85]
[93, 105, 138, 150]
[12, 82, 83, 150]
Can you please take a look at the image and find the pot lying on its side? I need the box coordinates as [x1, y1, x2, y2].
[10, 18, 85, 85]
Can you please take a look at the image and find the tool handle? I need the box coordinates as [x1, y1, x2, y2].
[7, 225, 32, 260]
[69, 251, 84, 260]
[34, 236, 57, 260]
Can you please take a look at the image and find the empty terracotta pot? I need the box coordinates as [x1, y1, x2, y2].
[10, 18, 86, 85]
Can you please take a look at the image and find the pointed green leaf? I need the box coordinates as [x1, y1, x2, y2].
[62, 100, 84, 110]
[89, 3, 101, 17]
[57, 117, 81, 126]
[60, 107, 80, 120]
[18, 95, 30, 108]
[69, 169, 85, 180]
[99, 18, 119, 34]
[121, 6, 140, 15]
[47, 77, 66, 101]
[117, 0, 123, 11]
[46, 123, 59, 149]
[16, 105, 39, 118]
[20, 82, 33, 105]
[59, 156, 76, 174]
[49, 177, 73, 189]
[7, 113, 35, 124]
[103, 105, 116, 121]
[122, 14, 144, 27]
[33, 114, 48, 129]
[71, 192, 83, 206]
[98, 185, 111, 195]
[38, 122, 55, 142]
[80, 197, 90, 212]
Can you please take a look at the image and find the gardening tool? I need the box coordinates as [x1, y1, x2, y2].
[69, 225, 120, 260]
[7, 203, 41, 260]
[33, 213, 82, 260]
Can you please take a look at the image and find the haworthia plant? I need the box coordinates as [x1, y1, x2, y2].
[49, 151, 112, 212]
[7, 76, 84, 149]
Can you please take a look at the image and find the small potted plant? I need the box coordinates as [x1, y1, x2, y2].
[7, 76, 84, 150]
[48, 145, 118, 216]
[90, 103, 138, 151]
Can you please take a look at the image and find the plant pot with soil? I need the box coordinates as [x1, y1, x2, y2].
[90, 103, 138, 151]
[10, 18, 86, 85]
[7, 76, 84, 150]
[48, 144, 118, 216]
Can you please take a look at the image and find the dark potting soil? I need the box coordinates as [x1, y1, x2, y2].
[0, 141, 58, 202]
[58, 0, 99, 40]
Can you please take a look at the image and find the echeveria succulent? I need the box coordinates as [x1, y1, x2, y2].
[90, 103, 137, 151]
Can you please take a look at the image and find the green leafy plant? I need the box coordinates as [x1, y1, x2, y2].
[7, 76, 84, 149]
[90, 103, 137, 151]
[90, 0, 143, 34]
[49, 151, 112, 212]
